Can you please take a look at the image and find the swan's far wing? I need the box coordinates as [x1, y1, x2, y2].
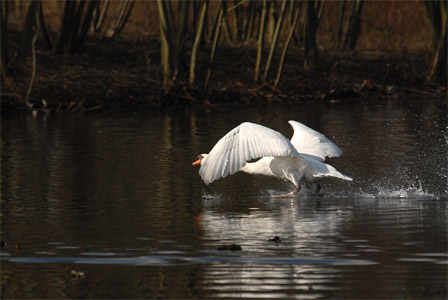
[288, 120, 342, 161]
[199, 122, 298, 184]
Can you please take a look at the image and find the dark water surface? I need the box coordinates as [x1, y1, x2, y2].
[1, 99, 447, 299]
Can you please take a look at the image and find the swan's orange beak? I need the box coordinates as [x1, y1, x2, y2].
[192, 158, 201, 166]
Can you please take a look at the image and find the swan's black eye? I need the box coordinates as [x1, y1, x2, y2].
[197, 155, 203, 159]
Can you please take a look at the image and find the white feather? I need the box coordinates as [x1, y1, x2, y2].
[288, 120, 342, 161]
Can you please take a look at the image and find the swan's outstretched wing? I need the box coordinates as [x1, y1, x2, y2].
[288, 120, 342, 161]
[199, 122, 299, 184]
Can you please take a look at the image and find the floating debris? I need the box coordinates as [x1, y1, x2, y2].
[71, 270, 86, 279]
[217, 244, 242, 251]
[269, 236, 282, 243]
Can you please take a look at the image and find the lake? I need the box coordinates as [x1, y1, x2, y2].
[1, 98, 447, 299]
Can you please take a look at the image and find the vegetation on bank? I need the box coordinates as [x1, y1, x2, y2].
[1, 1, 446, 115]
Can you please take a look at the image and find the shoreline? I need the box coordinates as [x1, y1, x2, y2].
[1, 37, 446, 117]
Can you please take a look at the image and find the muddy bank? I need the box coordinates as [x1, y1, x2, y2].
[1, 36, 446, 116]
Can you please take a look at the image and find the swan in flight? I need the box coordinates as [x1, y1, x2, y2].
[192, 121, 352, 196]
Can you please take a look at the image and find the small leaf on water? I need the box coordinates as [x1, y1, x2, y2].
[269, 236, 282, 243]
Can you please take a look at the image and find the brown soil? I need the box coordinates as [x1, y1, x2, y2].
[1, 36, 446, 116]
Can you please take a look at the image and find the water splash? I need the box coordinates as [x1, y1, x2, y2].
[354, 181, 445, 201]
[376, 186, 434, 199]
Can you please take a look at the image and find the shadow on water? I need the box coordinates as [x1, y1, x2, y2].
[1, 98, 447, 299]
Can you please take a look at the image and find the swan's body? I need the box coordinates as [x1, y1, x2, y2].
[193, 121, 352, 196]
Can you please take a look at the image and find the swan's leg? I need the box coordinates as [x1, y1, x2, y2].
[291, 185, 301, 195]
[272, 185, 301, 198]
[315, 183, 321, 194]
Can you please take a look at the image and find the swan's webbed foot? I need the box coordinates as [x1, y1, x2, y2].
[272, 185, 301, 198]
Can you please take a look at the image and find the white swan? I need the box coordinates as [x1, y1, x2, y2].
[192, 120, 352, 196]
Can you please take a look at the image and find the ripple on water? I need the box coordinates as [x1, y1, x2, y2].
[4, 254, 378, 266]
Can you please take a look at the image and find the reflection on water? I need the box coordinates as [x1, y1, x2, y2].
[1, 99, 447, 299]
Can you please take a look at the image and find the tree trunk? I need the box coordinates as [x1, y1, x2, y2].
[266, 0, 276, 44]
[68, 0, 86, 51]
[254, 0, 268, 81]
[173, 0, 188, 73]
[336, 0, 346, 49]
[1, 0, 8, 67]
[204, 0, 224, 92]
[189, 1, 208, 87]
[157, 0, 172, 87]
[230, 0, 241, 42]
[221, 1, 233, 43]
[262, 0, 287, 82]
[243, 1, 256, 41]
[18, 1, 39, 61]
[303, 0, 318, 70]
[37, 2, 53, 49]
[316, 0, 327, 28]
[18, 0, 39, 62]
[72, 0, 97, 52]
[342, 0, 364, 51]
[425, 0, 442, 49]
[93, 0, 109, 33]
[275, 1, 301, 88]
[56, 0, 76, 53]
[106, 0, 135, 38]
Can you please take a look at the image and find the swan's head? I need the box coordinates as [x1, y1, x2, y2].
[192, 154, 208, 166]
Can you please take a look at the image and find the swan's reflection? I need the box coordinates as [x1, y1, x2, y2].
[198, 195, 355, 298]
